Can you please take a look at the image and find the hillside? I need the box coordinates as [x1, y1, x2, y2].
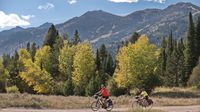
[0, 2, 200, 55]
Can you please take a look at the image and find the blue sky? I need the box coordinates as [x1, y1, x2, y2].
[0, 0, 199, 31]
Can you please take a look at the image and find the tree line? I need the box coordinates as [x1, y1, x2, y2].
[159, 12, 200, 88]
[0, 25, 115, 96]
[0, 13, 199, 96]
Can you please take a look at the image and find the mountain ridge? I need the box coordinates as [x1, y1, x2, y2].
[0, 2, 200, 55]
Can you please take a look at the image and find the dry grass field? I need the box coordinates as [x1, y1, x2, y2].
[0, 87, 199, 109]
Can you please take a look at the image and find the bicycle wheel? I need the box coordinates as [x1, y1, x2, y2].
[132, 100, 140, 109]
[145, 99, 153, 110]
[91, 101, 100, 111]
[106, 102, 113, 111]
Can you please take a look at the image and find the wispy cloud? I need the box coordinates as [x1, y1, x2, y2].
[145, 0, 166, 3]
[0, 11, 30, 28]
[67, 0, 77, 4]
[21, 15, 35, 20]
[38, 3, 55, 10]
[108, 0, 139, 3]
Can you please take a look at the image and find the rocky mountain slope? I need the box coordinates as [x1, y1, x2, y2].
[0, 2, 199, 55]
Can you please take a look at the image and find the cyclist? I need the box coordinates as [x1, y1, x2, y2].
[96, 84, 109, 108]
[139, 88, 149, 101]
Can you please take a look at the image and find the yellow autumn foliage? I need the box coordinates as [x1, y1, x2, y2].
[114, 35, 159, 88]
[72, 42, 95, 89]
[35, 46, 52, 72]
[59, 40, 75, 80]
[18, 48, 54, 94]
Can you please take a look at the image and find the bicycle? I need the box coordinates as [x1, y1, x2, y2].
[91, 94, 113, 111]
[132, 96, 153, 110]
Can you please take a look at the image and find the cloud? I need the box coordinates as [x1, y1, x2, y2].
[67, 0, 77, 4]
[38, 3, 55, 10]
[0, 11, 30, 28]
[145, 0, 166, 3]
[108, 0, 139, 3]
[21, 15, 35, 20]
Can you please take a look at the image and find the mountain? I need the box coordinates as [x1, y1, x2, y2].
[0, 2, 200, 55]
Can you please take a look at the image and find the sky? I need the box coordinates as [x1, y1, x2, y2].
[0, 0, 199, 31]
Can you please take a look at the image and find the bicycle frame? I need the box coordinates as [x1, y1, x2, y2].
[96, 96, 105, 107]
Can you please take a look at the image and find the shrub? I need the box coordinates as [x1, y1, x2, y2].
[63, 77, 74, 96]
[6, 85, 20, 93]
[54, 82, 64, 95]
[188, 60, 200, 88]
[85, 76, 99, 96]
[108, 78, 126, 96]
[142, 73, 161, 93]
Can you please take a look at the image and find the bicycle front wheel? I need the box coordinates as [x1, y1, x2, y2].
[91, 101, 100, 111]
[132, 100, 140, 109]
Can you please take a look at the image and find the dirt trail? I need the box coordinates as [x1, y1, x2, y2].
[1, 105, 200, 112]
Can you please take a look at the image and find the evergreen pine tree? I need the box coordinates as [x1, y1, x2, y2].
[63, 76, 74, 96]
[72, 30, 81, 45]
[163, 32, 174, 86]
[99, 44, 108, 72]
[105, 54, 114, 75]
[2, 54, 10, 68]
[95, 49, 101, 71]
[177, 39, 185, 86]
[85, 76, 98, 96]
[43, 24, 58, 48]
[166, 31, 173, 56]
[184, 12, 196, 86]
[156, 37, 167, 85]
[165, 42, 177, 86]
[129, 32, 140, 43]
[160, 38, 167, 76]
[172, 43, 180, 86]
[53, 36, 64, 52]
[99, 44, 108, 61]
[9, 51, 19, 86]
[26, 42, 30, 52]
[30, 42, 37, 62]
[195, 16, 200, 58]
[51, 36, 64, 79]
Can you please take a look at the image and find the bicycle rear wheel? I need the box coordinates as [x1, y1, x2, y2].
[91, 101, 100, 111]
[106, 103, 113, 111]
[145, 99, 153, 110]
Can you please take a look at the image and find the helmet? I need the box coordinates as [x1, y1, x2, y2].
[101, 84, 105, 88]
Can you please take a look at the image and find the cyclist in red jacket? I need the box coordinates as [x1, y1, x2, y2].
[96, 84, 109, 108]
